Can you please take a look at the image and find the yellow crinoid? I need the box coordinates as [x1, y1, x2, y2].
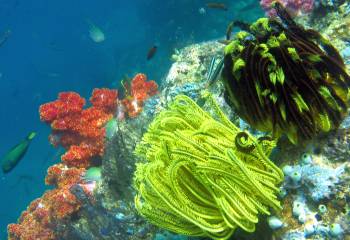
[133, 94, 284, 239]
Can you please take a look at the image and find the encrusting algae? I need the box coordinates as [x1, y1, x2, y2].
[133, 93, 283, 239]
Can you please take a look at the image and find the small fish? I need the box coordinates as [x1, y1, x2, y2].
[206, 2, 228, 11]
[198, 7, 206, 15]
[0, 29, 11, 48]
[207, 57, 217, 81]
[1, 132, 36, 173]
[147, 45, 157, 60]
[217, 39, 232, 45]
[207, 57, 224, 87]
[120, 75, 131, 98]
[87, 19, 105, 43]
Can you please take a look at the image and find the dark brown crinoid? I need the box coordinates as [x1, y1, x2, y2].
[222, 2, 350, 144]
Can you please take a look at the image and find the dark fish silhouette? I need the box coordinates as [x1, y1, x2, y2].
[217, 39, 232, 45]
[147, 45, 157, 60]
[206, 2, 228, 11]
[1, 132, 36, 173]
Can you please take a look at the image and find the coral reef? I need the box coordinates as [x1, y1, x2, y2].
[8, 88, 118, 240]
[7, 4, 350, 236]
[266, 150, 350, 240]
[260, 0, 314, 16]
[134, 94, 283, 239]
[282, 155, 345, 201]
[222, 3, 350, 144]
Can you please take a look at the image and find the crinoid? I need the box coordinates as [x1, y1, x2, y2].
[134, 94, 283, 239]
[222, 2, 350, 144]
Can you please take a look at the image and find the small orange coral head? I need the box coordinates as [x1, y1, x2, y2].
[121, 98, 143, 118]
[45, 164, 85, 188]
[131, 73, 158, 101]
[39, 92, 85, 123]
[89, 88, 118, 114]
[121, 73, 158, 118]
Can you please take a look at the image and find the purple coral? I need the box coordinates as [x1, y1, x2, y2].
[260, 0, 314, 16]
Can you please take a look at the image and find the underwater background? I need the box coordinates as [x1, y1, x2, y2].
[1, 0, 350, 239]
[0, 0, 261, 237]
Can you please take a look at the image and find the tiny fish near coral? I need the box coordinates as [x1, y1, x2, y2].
[206, 2, 228, 11]
[147, 45, 157, 60]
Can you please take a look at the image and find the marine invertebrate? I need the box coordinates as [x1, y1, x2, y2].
[260, 0, 314, 16]
[222, 2, 350, 143]
[89, 88, 118, 114]
[318, 204, 327, 214]
[121, 73, 158, 118]
[282, 158, 345, 201]
[271, 148, 350, 239]
[39, 90, 116, 168]
[8, 89, 117, 239]
[134, 94, 283, 239]
[7, 164, 86, 240]
[330, 223, 343, 237]
[268, 216, 284, 229]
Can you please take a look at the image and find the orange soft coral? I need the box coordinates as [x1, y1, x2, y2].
[39, 90, 116, 168]
[121, 73, 158, 118]
[45, 164, 85, 188]
[90, 88, 118, 114]
[39, 92, 85, 123]
[8, 190, 80, 240]
[131, 73, 158, 101]
[8, 164, 85, 240]
[9, 79, 155, 239]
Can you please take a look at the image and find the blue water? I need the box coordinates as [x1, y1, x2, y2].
[0, 0, 262, 237]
